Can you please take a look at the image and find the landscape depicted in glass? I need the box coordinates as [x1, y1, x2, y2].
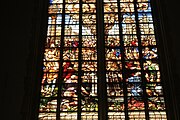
[38, 0, 167, 119]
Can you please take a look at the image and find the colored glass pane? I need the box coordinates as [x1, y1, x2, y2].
[38, 0, 167, 119]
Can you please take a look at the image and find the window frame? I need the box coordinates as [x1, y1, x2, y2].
[21, 0, 180, 120]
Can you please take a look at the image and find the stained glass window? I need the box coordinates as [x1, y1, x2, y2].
[38, 0, 167, 119]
